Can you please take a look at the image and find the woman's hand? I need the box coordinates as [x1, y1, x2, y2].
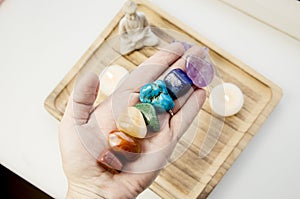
[59, 42, 206, 199]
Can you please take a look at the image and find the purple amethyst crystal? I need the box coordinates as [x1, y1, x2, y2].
[185, 55, 215, 88]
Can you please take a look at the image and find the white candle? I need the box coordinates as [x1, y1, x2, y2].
[99, 65, 129, 96]
[209, 83, 244, 117]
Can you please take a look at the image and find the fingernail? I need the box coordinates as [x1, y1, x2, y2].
[172, 40, 193, 51]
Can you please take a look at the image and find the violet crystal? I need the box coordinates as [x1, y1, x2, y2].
[185, 55, 215, 88]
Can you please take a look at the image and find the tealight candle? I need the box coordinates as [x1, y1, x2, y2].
[99, 65, 129, 96]
[209, 83, 244, 117]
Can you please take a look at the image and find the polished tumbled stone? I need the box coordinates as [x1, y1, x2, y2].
[116, 107, 147, 139]
[108, 130, 141, 161]
[135, 103, 160, 132]
[97, 149, 123, 172]
[186, 55, 215, 88]
[139, 80, 174, 112]
[164, 68, 193, 99]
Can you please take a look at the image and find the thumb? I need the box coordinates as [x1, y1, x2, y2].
[72, 72, 99, 125]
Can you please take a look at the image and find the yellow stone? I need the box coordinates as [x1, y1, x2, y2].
[116, 107, 147, 138]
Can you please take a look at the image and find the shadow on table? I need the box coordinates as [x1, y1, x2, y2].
[1, 164, 53, 199]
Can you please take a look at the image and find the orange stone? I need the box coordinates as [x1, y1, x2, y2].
[108, 130, 141, 161]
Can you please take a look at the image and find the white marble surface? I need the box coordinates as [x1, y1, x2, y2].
[1, 0, 300, 198]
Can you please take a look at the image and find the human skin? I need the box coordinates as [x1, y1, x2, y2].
[59, 42, 206, 199]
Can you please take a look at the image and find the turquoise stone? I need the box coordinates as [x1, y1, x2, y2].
[139, 80, 175, 112]
[135, 103, 160, 132]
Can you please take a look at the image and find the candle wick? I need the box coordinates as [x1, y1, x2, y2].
[107, 71, 114, 79]
[224, 95, 230, 102]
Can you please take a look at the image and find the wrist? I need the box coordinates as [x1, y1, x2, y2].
[66, 181, 107, 199]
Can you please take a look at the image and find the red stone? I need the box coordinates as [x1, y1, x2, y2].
[97, 149, 123, 172]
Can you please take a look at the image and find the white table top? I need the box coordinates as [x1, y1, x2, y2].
[1, 0, 300, 198]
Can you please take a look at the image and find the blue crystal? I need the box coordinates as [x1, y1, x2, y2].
[164, 68, 193, 99]
[140, 80, 175, 112]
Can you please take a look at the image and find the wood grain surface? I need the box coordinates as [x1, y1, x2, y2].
[44, 0, 282, 198]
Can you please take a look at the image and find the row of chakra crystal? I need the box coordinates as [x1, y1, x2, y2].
[97, 55, 215, 172]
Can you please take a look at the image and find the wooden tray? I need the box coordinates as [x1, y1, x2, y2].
[44, 0, 282, 198]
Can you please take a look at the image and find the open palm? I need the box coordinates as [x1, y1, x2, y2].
[59, 43, 206, 199]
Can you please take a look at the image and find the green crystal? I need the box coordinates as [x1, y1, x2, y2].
[135, 103, 160, 132]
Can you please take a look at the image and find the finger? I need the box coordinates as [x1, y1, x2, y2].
[158, 45, 208, 80]
[171, 89, 206, 139]
[72, 72, 100, 125]
[160, 46, 208, 115]
[171, 89, 193, 114]
[117, 42, 184, 92]
[126, 46, 207, 126]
